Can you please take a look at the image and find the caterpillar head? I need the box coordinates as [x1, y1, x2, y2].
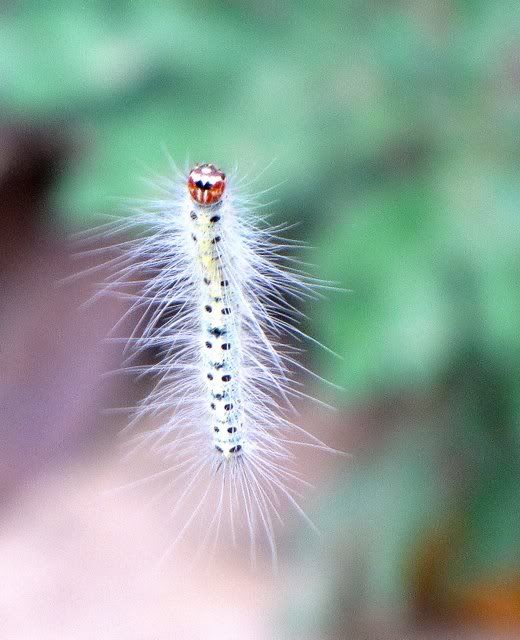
[188, 163, 226, 206]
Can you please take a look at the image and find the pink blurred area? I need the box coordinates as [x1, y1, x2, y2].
[0, 457, 274, 639]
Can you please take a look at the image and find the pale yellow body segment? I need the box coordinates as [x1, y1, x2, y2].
[189, 200, 244, 459]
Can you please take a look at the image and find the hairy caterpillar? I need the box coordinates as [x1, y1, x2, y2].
[93, 161, 337, 563]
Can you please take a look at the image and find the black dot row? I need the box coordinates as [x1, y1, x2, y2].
[190, 211, 221, 224]
[191, 234, 221, 244]
[205, 342, 231, 350]
[204, 305, 231, 315]
[215, 445, 242, 454]
[211, 402, 234, 411]
[203, 278, 229, 287]
[213, 426, 238, 434]
[207, 373, 232, 382]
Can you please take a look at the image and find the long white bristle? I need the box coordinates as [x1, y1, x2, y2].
[87, 161, 340, 564]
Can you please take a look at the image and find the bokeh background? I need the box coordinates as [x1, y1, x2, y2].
[1, 2, 519, 639]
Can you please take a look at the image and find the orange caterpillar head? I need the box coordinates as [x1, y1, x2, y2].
[188, 163, 226, 206]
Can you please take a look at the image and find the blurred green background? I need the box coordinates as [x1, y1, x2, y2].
[1, 1, 519, 638]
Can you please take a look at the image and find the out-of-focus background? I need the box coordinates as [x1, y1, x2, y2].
[1, 2, 519, 639]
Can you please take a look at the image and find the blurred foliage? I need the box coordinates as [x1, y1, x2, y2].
[1, 0, 519, 634]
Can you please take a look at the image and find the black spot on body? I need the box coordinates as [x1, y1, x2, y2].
[211, 236, 221, 244]
[229, 445, 242, 454]
[207, 373, 213, 380]
[214, 427, 219, 433]
[214, 362, 224, 370]
[205, 305, 212, 312]
[221, 374, 231, 382]
[191, 233, 197, 241]
[227, 426, 237, 434]
[222, 308, 231, 315]
[215, 445, 224, 453]
[205, 341, 212, 348]
[222, 343, 231, 351]
[220, 280, 229, 287]
[210, 215, 220, 223]
[203, 277, 211, 285]
[211, 403, 216, 410]
[209, 327, 225, 338]
[190, 211, 197, 220]
[224, 403, 233, 411]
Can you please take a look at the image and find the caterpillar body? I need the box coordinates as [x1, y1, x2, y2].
[98, 161, 335, 561]
[187, 164, 244, 459]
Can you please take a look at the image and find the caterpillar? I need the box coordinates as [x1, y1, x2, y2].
[187, 164, 245, 460]
[93, 161, 336, 563]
